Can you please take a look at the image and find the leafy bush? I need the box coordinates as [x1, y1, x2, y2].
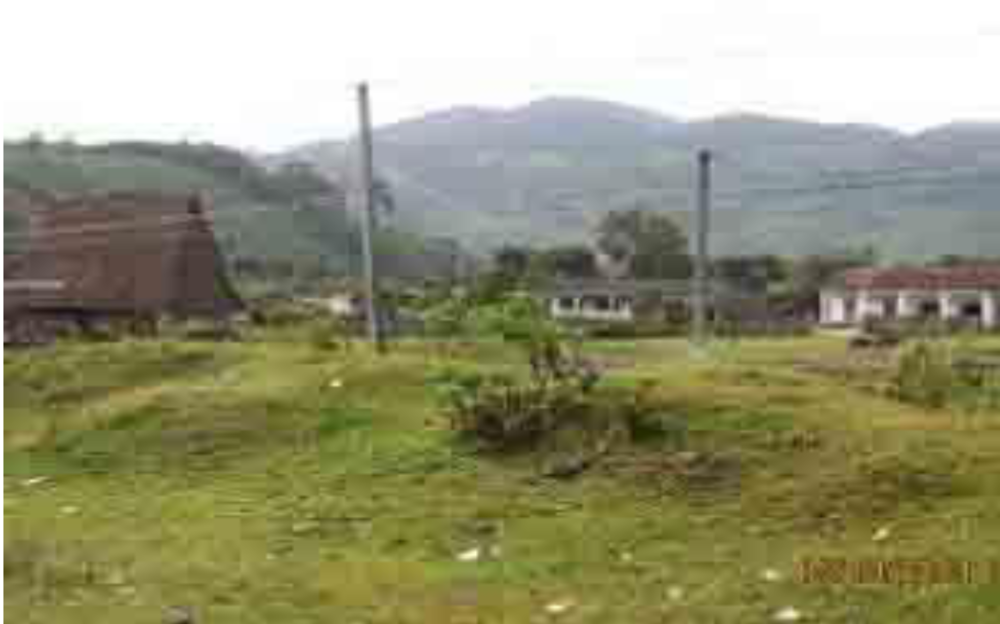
[432, 368, 583, 450]
[433, 367, 664, 454]
[431, 296, 663, 456]
[470, 294, 590, 380]
[423, 296, 474, 338]
[584, 320, 687, 340]
[890, 340, 1000, 412]
[307, 317, 355, 351]
[891, 342, 961, 408]
[250, 299, 323, 328]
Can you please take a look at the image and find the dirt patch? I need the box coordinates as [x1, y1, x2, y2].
[607, 449, 746, 499]
[771, 448, 974, 531]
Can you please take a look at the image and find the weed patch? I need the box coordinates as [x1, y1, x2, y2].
[4, 538, 105, 598]
[314, 406, 375, 439]
[40, 397, 313, 474]
[778, 443, 973, 530]
[890, 340, 1000, 413]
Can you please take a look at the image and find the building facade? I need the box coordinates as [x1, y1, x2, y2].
[543, 279, 760, 324]
[820, 266, 1000, 329]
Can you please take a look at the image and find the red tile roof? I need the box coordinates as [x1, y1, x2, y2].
[836, 265, 1000, 291]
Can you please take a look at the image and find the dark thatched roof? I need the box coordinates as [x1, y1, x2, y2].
[6, 192, 243, 318]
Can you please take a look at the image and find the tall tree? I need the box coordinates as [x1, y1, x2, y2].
[537, 245, 599, 279]
[780, 248, 876, 314]
[713, 255, 787, 291]
[596, 209, 690, 279]
[493, 245, 533, 282]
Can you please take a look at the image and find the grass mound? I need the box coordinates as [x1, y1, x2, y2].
[5, 333, 1000, 623]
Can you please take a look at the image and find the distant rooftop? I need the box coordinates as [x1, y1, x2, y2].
[542, 278, 751, 298]
[834, 265, 1000, 291]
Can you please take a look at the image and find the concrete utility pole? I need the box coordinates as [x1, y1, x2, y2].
[692, 149, 712, 345]
[357, 82, 385, 353]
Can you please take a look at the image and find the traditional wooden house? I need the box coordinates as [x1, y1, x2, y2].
[5, 192, 243, 340]
[820, 265, 1000, 329]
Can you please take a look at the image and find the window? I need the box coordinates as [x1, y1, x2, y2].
[592, 296, 612, 311]
[960, 301, 983, 320]
[919, 300, 941, 317]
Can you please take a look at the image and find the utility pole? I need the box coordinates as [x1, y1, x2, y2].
[357, 82, 385, 353]
[692, 149, 712, 346]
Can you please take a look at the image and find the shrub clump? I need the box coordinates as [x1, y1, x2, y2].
[431, 294, 663, 454]
[890, 340, 1000, 412]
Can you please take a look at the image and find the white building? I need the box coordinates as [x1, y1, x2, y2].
[300, 291, 364, 319]
[820, 266, 1000, 329]
[544, 279, 756, 323]
[548, 284, 641, 322]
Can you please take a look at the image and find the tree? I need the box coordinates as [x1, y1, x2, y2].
[471, 245, 535, 301]
[368, 176, 397, 228]
[596, 209, 690, 279]
[790, 248, 875, 291]
[780, 248, 875, 315]
[713, 255, 787, 292]
[494, 246, 533, 281]
[25, 131, 45, 152]
[537, 245, 599, 279]
[934, 254, 995, 267]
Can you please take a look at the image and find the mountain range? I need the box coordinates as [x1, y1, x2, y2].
[285, 97, 1000, 260]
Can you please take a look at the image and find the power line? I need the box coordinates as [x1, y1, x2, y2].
[636, 163, 1000, 205]
[714, 169, 1000, 203]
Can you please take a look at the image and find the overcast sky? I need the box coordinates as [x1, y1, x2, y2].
[3, 0, 999, 151]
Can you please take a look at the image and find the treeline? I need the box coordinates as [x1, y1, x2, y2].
[473, 209, 997, 313]
[4, 138, 474, 292]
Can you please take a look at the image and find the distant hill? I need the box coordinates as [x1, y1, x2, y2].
[286, 98, 1000, 260]
[4, 140, 462, 284]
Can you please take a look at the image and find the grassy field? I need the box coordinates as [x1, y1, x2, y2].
[5, 332, 1000, 623]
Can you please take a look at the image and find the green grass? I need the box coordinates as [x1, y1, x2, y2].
[5, 333, 1000, 622]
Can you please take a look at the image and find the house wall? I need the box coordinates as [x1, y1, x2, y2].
[327, 294, 360, 317]
[820, 288, 998, 329]
[549, 295, 634, 322]
[820, 292, 850, 324]
[984, 292, 998, 328]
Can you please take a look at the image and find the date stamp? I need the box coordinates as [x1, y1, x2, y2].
[797, 557, 1000, 588]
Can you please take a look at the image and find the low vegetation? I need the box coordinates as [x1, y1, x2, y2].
[5, 330, 1000, 622]
[890, 339, 1000, 412]
[431, 296, 662, 460]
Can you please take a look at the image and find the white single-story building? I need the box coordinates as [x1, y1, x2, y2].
[820, 266, 1000, 329]
[547, 283, 643, 322]
[300, 291, 364, 319]
[543, 279, 758, 323]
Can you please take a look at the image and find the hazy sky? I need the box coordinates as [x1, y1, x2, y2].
[3, 0, 999, 151]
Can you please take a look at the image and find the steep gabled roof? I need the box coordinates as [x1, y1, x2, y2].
[6, 192, 243, 317]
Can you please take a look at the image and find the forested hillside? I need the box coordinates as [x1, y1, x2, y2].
[4, 140, 463, 288]
[289, 98, 1000, 260]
